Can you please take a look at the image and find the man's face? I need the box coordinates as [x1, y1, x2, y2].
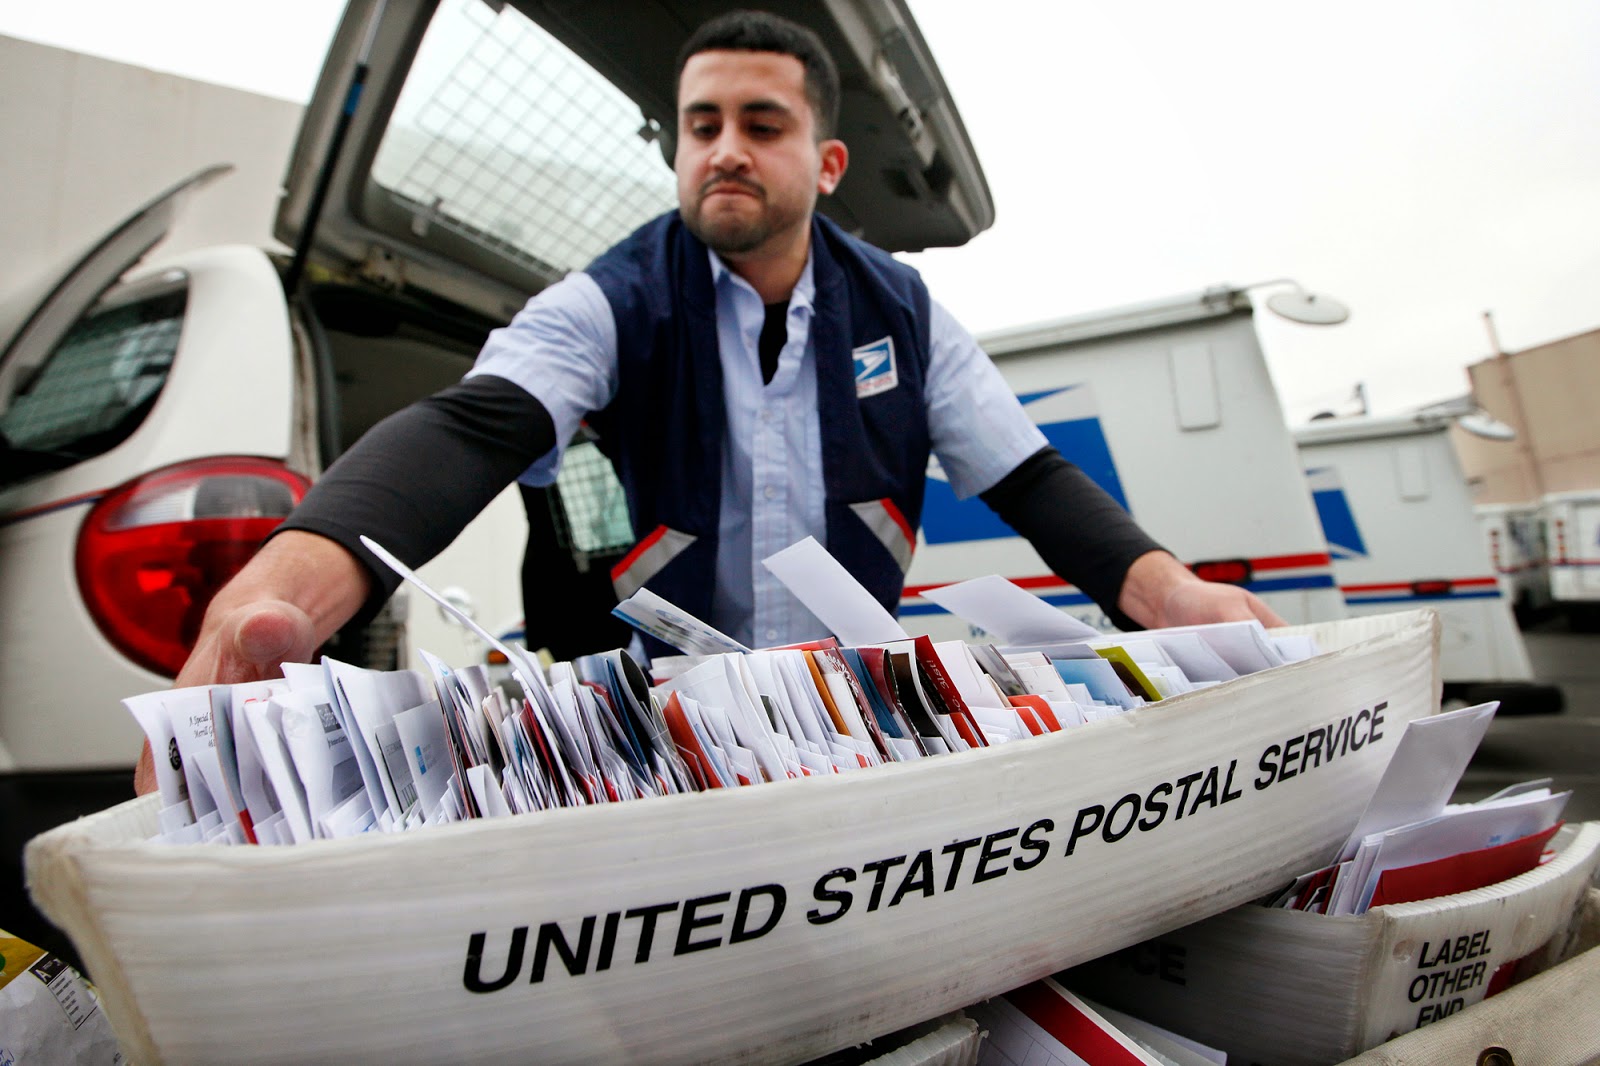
[675, 49, 846, 258]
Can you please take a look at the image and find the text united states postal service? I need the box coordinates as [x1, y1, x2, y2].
[462, 701, 1390, 994]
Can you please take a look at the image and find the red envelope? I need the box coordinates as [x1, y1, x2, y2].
[1369, 822, 1563, 908]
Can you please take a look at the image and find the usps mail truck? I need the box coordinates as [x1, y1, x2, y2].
[1296, 412, 1562, 713]
[900, 284, 1347, 637]
[1542, 488, 1600, 628]
[1476, 500, 1552, 621]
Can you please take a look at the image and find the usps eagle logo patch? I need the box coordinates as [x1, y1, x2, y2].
[853, 336, 897, 398]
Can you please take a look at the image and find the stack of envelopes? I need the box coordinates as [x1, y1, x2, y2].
[123, 612, 1321, 846]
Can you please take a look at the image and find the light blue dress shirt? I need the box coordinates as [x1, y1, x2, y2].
[469, 248, 1046, 648]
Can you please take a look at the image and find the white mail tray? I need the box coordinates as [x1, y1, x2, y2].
[1070, 822, 1600, 1065]
[27, 610, 1439, 1065]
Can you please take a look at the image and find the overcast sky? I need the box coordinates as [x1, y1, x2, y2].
[4, 0, 1597, 422]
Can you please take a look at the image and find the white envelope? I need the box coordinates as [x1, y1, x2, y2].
[920, 574, 1100, 644]
[1335, 701, 1498, 863]
[761, 536, 909, 646]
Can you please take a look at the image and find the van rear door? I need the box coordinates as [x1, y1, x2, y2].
[1575, 499, 1600, 598]
[278, 0, 994, 322]
[1550, 493, 1600, 603]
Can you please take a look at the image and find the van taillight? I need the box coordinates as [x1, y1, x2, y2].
[1554, 519, 1568, 563]
[1192, 558, 1252, 585]
[1488, 529, 1502, 570]
[75, 458, 310, 677]
[1411, 579, 1453, 597]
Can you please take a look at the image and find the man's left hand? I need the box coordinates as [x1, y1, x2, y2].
[1154, 574, 1286, 627]
[1117, 550, 1288, 629]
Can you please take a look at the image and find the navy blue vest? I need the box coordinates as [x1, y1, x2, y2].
[587, 212, 933, 641]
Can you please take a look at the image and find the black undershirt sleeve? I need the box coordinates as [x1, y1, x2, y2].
[978, 445, 1168, 631]
[275, 373, 557, 622]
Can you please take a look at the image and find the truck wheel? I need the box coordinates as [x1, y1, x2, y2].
[1447, 681, 1565, 716]
[1568, 604, 1600, 634]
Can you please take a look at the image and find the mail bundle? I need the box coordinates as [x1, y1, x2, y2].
[27, 540, 1446, 1065]
[0, 926, 122, 1064]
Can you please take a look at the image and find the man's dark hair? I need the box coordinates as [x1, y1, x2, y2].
[675, 10, 841, 139]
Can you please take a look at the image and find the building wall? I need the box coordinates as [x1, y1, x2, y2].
[1453, 327, 1600, 503]
[0, 35, 303, 294]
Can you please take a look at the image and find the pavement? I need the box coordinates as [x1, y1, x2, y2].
[1454, 613, 1600, 820]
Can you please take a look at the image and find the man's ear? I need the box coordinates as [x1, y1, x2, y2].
[817, 139, 848, 195]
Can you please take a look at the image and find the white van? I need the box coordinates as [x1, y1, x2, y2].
[1542, 488, 1600, 627]
[1475, 500, 1551, 621]
[1295, 413, 1562, 713]
[0, 0, 990, 956]
[900, 284, 1348, 637]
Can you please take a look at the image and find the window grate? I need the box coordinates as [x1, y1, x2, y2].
[372, 0, 678, 278]
[551, 441, 634, 557]
[1, 290, 185, 456]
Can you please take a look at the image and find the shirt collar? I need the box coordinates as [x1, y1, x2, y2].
[707, 245, 816, 314]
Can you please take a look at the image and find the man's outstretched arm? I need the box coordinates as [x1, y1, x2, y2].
[133, 531, 369, 795]
[980, 446, 1286, 631]
[135, 375, 556, 794]
[1115, 547, 1287, 629]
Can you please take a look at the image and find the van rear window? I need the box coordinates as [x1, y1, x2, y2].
[0, 282, 186, 488]
[370, 0, 678, 280]
[551, 441, 633, 557]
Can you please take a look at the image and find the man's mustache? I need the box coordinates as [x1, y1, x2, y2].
[699, 173, 765, 199]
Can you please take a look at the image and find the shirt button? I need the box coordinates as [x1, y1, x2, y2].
[765, 629, 779, 642]
[763, 485, 777, 500]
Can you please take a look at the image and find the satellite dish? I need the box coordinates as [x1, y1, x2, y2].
[1457, 412, 1517, 441]
[1265, 290, 1350, 326]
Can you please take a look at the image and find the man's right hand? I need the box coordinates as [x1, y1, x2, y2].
[133, 531, 373, 796]
[1117, 549, 1289, 630]
[173, 600, 319, 690]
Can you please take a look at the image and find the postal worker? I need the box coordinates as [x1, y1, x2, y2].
[136, 9, 1280, 794]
